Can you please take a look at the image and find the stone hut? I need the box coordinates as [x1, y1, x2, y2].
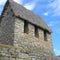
[0, 0, 59, 60]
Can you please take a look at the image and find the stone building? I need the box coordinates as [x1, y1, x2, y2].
[0, 0, 59, 60]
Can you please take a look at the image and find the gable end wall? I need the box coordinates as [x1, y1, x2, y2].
[0, 5, 15, 45]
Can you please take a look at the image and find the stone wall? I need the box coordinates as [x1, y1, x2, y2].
[0, 2, 58, 60]
[0, 5, 15, 45]
[14, 18, 24, 47]
[0, 1, 53, 51]
[0, 44, 30, 60]
[0, 12, 54, 58]
[0, 44, 59, 60]
[14, 17, 53, 52]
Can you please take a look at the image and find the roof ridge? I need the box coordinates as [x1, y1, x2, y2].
[7, 0, 14, 2]
[6, 0, 52, 33]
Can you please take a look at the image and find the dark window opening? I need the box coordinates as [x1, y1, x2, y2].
[44, 30, 47, 41]
[24, 21, 29, 34]
[35, 26, 39, 38]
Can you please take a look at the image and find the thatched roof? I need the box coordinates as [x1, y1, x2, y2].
[2, 0, 52, 33]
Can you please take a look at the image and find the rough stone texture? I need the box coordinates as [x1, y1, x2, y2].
[0, 45, 30, 60]
[12, 17, 58, 60]
[14, 18, 24, 47]
[0, 5, 15, 45]
[0, 0, 60, 60]
[0, 44, 59, 60]
[14, 18, 53, 52]
[0, 9, 59, 59]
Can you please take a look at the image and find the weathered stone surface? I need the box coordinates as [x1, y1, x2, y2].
[0, 0, 60, 60]
[0, 5, 15, 45]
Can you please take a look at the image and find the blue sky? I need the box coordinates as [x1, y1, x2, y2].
[0, 0, 60, 56]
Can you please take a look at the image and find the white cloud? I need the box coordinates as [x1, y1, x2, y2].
[0, 0, 38, 10]
[0, 0, 7, 5]
[24, 3, 35, 10]
[48, 21, 59, 27]
[54, 48, 60, 56]
[0, 0, 38, 11]
[0, 0, 23, 5]
[24, 0, 39, 10]
[43, 12, 49, 16]
[48, 0, 60, 16]
[13, 0, 23, 4]
[48, 21, 56, 27]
